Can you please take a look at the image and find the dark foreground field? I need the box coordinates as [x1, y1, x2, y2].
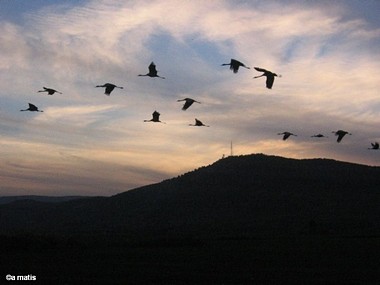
[1, 234, 379, 284]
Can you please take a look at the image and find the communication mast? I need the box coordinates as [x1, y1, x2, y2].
[230, 141, 233, 156]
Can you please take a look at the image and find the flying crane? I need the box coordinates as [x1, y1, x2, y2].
[144, 111, 165, 123]
[221, 59, 250, 73]
[253, 67, 280, 89]
[189, 118, 209, 127]
[38, 87, 62, 95]
[332, 130, 351, 143]
[278, 131, 297, 141]
[138, 62, 165, 79]
[95, 83, 123, 95]
[177, 98, 201, 110]
[20, 103, 43, 112]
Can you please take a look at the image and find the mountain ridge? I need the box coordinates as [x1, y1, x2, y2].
[0, 195, 89, 205]
[1, 153, 379, 239]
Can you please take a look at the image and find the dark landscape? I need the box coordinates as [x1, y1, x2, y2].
[1, 154, 379, 284]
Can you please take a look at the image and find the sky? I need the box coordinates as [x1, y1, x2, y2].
[0, 0, 379, 196]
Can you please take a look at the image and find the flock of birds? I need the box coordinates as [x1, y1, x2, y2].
[275, 130, 379, 150]
[19, 59, 378, 150]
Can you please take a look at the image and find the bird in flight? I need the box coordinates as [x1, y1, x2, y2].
[38, 87, 62, 95]
[253, 67, 280, 89]
[332, 130, 352, 143]
[138, 62, 165, 79]
[189, 118, 209, 127]
[221, 59, 250, 73]
[278, 132, 297, 140]
[20, 103, 43, 112]
[177, 98, 201, 111]
[95, 83, 123, 95]
[144, 111, 165, 123]
[368, 142, 379, 150]
[311, 134, 328, 138]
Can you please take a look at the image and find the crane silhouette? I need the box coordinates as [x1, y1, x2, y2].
[95, 83, 123, 95]
[177, 98, 201, 111]
[253, 67, 280, 89]
[221, 59, 250, 73]
[311, 134, 328, 138]
[278, 132, 297, 140]
[189, 119, 209, 127]
[138, 62, 165, 79]
[20, 103, 43, 112]
[332, 130, 352, 143]
[368, 142, 379, 150]
[38, 87, 62, 95]
[144, 111, 165, 123]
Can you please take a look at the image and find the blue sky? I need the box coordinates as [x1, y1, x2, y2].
[0, 0, 379, 196]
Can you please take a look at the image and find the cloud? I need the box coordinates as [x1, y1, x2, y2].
[0, 137, 172, 196]
[0, 0, 379, 196]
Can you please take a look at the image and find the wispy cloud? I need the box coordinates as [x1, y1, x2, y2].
[0, 0, 379, 196]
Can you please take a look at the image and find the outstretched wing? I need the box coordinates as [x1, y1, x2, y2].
[336, 133, 345, 142]
[44, 88, 56, 95]
[254, 67, 268, 73]
[266, 74, 275, 89]
[152, 111, 160, 121]
[105, 84, 115, 95]
[283, 133, 291, 140]
[230, 59, 244, 73]
[182, 100, 193, 110]
[149, 62, 158, 76]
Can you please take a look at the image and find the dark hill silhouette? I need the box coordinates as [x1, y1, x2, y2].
[0, 153, 379, 239]
[0, 195, 87, 205]
[1, 154, 380, 284]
